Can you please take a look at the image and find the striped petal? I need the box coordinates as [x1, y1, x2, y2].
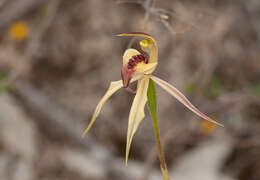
[126, 77, 150, 164]
[151, 76, 223, 127]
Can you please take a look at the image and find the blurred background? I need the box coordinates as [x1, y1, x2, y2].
[0, 0, 260, 179]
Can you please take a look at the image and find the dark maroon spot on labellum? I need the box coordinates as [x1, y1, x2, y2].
[127, 54, 148, 69]
[129, 60, 135, 66]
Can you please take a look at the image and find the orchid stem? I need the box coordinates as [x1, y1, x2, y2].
[147, 79, 170, 180]
[152, 111, 170, 180]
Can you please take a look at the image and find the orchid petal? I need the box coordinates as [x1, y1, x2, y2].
[136, 62, 158, 75]
[123, 49, 141, 65]
[136, 63, 157, 74]
[151, 76, 223, 127]
[117, 32, 158, 63]
[126, 77, 150, 164]
[82, 80, 123, 137]
[122, 49, 157, 74]
[82, 76, 142, 137]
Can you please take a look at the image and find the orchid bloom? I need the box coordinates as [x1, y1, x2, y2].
[82, 32, 223, 164]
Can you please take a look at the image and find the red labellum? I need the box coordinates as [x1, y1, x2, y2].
[122, 54, 149, 88]
[121, 66, 134, 88]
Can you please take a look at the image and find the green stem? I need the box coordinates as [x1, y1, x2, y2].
[147, 79, 170, 180]
[152, 112, 170, 180]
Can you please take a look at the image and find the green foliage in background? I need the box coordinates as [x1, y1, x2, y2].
[250, 82, 260, 96]
[0, 72, 9, 93]
[207, 75, 226, 98]
[185, 82, 197, 95]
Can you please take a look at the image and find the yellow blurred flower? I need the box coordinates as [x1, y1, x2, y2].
[8, 21, 29, 41]
[200, 119, 216, 135]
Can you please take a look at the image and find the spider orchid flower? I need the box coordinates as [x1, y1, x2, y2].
[82, 32, 223, 164]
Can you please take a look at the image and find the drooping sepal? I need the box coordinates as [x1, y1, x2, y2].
[151, 76, 224, 127]
[82, 80, 123, 137]
[125, 77, 150, 164]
